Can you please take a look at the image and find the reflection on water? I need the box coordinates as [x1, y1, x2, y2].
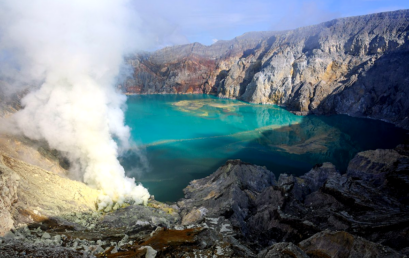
[121, 94, 407, 202]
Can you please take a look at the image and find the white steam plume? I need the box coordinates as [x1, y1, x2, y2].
[0, 0, 150, 209]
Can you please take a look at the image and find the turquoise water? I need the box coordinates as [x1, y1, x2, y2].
[121, 94, 407, 202]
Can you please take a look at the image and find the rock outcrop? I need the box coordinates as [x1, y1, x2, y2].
[0, 152, 100, 236]
[177, 159, 276, 231]
[298, 230, 401, 258]
[127, 10, 409, 129]
[123, 32, 276, 95]
[1, 144, 409, 257]
[178, 144, 409, 256]
[0, 156, 20, 236]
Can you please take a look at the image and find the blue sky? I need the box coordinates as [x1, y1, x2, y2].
[131, 0, 409, 49]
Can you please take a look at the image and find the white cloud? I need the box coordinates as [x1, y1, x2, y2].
[270, 0, 341, 31]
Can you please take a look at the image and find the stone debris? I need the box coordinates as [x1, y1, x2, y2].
[178, 144, 409, 256]
[139, 246, 157, 258]
[0, 120, 409, 257]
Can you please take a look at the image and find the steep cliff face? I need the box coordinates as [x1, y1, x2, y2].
[123, 32, 276, 95]
[127, 10, 409, 129]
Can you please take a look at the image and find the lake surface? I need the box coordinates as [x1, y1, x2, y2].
[121, 94, 407, 202]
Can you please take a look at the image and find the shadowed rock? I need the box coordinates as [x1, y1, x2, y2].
[258, 242, 309, 258]
[178, 159, 276, 233]
[1, 131, 408, 257]
[179, 145, 409, 255]
[299, 230, 401, 258]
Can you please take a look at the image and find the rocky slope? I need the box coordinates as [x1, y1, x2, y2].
[0, 152, 100, 236]
[1, 142, 409, 257]
[126, 9, 409, 129]
[177, 143, 409, 257]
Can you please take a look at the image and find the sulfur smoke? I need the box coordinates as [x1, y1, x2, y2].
[0, 0, 150, 209]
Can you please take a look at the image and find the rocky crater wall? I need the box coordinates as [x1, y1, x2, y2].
[126, 10, 409, 129]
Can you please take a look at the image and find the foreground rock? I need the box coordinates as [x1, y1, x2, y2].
[179, 144, 409, 256]
[0, 155, 20, 236]
[298, 230, 400, 258]
[0, 152, 99, 236]
[127, 10, 409, 129]
[1, 144, 409, 257]
[178, 159, 276, 231]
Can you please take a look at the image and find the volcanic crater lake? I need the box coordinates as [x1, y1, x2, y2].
[121, 94, 407, 202]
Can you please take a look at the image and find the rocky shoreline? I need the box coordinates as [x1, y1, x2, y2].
[1, 141, 408, 257]
[124, 10, 409, 130]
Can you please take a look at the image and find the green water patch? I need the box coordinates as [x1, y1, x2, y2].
[121, 94, 407, 202]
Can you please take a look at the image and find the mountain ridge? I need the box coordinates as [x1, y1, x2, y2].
[124, 9, 409, 129]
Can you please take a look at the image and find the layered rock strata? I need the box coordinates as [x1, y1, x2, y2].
[126, 10, 409, 129]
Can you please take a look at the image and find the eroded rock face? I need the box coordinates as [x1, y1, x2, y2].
[0, 157, 20, 236]
[128, 10, 409, 129]
[123, 32, 275, 95]
[177, 160, 276, 234]
[346, 149, 402, 186]
[258, 242, 309, 258]
[0, 153, 100, 236]
[178, 144, 409, 256]
[299, 230, 401, 258]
